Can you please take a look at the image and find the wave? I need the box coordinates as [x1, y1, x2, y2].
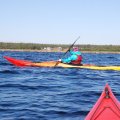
[0, 70, 19, 74]
[0, 83, 51, 90]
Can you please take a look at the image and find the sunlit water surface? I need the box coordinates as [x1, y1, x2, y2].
[0, 51, 120, 120]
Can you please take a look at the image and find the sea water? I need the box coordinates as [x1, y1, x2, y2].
[0, 51, 120, 120]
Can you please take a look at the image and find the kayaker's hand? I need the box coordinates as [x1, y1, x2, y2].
[58, 59, 62, 62]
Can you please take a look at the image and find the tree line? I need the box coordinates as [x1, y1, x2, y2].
[0, 42, 120, 52]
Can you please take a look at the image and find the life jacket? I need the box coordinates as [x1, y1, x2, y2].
[71, 55, 82, 65]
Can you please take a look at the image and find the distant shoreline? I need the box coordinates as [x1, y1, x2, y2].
[1, 49, 120, 54]
[1, 42, 120, 53]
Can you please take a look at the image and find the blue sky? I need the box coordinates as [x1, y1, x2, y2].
[0, 0, 120, 45]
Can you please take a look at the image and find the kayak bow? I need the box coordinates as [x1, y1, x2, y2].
[4, 56, 120, 71]
[85, 84, 120, 120]
[4, 56, 60, 67]
[4, 56, 33, 67]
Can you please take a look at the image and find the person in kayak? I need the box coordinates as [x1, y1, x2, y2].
[59, 47, 82, 65]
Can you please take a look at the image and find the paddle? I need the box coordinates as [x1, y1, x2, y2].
[54, 36, 80, 67]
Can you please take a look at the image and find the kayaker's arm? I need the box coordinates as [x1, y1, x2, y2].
[70, 50, 82, 55]
[61, 55, 77, 63]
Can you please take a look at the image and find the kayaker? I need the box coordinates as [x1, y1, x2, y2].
[59, 47, 82, 65]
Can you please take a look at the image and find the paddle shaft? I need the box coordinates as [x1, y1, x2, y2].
[61, 36, 80, 58]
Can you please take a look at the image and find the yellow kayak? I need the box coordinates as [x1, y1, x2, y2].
[33, 62, 120, 71]
[4, 56, 120, 71]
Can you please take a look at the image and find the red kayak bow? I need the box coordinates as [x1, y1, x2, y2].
[85, 84, 120, 120]
[4, 56, 33, 67]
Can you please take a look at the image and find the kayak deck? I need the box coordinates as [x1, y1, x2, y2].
[3, 56, 94, 68]
[85, 84, 120, 120]
[4, 56, 120, 71]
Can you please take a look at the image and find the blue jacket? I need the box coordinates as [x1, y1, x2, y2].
[61, 50, 82, 63]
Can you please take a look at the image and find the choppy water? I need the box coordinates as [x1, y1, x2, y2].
[0, 51, 120, 120]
